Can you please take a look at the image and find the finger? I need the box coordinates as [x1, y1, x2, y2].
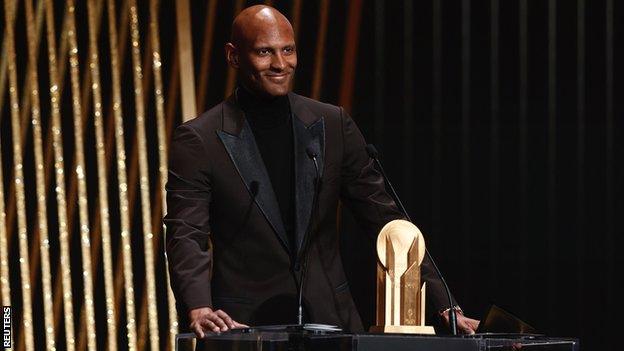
[214, 310, 235, 329]
[232, 321, 249, 328]
[208, 313, 229, 331]
[468, 319, 480, 331]
[190, 323, 205, 339]
[201, 318, 221, 333]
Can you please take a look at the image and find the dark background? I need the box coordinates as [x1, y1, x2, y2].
[1, 0, 622, 350]
[261, 0, 623, 349]
[194, 0, 624, 348]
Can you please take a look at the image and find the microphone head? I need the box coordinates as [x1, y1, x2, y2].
[249, 181, 259, 197]
[365, 144, 378, 159]
[305, 145, 318, 159]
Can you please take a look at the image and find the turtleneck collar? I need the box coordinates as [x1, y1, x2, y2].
[237, 85, 291, 130]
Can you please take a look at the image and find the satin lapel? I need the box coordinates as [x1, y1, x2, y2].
[216, 95, 289, 251]
[290, 93, 325, 254]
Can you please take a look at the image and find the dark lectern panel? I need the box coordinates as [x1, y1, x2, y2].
[181, 331, 579, 351]
[356, 334, 480, 351]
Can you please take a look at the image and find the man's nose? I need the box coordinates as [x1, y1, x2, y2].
[271, 53, 287, 71]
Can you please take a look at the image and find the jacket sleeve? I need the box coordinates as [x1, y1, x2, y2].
[337, 108, 456, 313]
[164, 124, 214, 312]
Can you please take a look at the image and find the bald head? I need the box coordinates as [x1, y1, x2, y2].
[225, 5, 297, 97]
[231, 5, 294, 48]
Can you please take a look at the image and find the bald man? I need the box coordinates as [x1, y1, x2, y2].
[165, 5, 479, 338]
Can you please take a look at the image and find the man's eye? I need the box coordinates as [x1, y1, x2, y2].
[258, 49, 271, 56]
[283, 47, 295, 54]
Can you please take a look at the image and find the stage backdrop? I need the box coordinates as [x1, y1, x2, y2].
[0, 0, 622, 350]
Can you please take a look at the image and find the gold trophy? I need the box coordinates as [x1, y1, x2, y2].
[370, 220, 435, 334]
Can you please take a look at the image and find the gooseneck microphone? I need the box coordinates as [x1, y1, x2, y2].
[296, 146, 323, 325]
[365, 144, 459, 335]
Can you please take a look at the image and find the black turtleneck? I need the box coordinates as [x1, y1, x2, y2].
[238, 87, 296, 253]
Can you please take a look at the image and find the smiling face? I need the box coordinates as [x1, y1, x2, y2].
[226, 6, 297, 98]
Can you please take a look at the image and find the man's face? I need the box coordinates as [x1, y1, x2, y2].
[233, 23, 297, 97]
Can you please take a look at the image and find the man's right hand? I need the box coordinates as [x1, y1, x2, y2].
[188, 307, 249, 338]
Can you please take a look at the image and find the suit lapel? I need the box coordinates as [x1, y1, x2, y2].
[289, 93, 325, 254]
[217, 94, 289, 251]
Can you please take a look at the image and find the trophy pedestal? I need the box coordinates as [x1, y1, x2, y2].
[369, 325, 435, 334]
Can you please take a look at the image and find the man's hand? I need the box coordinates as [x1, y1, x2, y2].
[188, 307, 249, 338]
[440, 309, 480, 334]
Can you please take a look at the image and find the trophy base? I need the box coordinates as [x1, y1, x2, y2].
[369, 325, 435, 335]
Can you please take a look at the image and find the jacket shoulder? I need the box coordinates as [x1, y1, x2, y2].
[291, 93, 344, 120]
[177, 101, 224, 134]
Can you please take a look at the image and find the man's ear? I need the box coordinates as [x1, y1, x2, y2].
[225, 43, 239, 68]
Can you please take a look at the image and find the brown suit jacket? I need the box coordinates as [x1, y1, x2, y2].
[165, 92, 453, 332]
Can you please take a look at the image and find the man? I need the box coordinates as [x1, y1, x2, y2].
[165, 5, 479, 338]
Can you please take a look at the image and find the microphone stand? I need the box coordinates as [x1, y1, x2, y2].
[296, 147, 323, 325]
[365, 144, 459, 335]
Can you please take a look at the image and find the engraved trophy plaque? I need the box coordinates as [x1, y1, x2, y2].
[370, 220, 435, 334]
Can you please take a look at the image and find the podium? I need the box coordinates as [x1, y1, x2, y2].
[175, 330, 579, 351]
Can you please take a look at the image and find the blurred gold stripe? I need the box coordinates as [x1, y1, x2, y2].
[65, 1, 97, 349]
[44, 0, 76, 348]
[149, 0, 180, 348]
[0, 0, 20, 118]
[17, 0, 44, 146]
[176, 0, 197, 120]
[86, 0, 118, 349]
[289, 0, 302, 91]
[3, 0, 35, 349]
[339, 0, 362, 111]
[0, 1, 15, 332]
[196, 0, 218, 112]
[311, 0, 329, 100]
[224, 0, 245, 98]
[24, 0, 56, 349]
[0, 141, 9, 345]
[106, 0, 139, 349]
[128, 1, 161, 350]
[291, 0, 302, 41]
[0, 126, 8, 312]
[133, 21, 157, 351]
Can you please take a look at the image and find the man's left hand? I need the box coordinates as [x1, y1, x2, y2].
[440, 310, 480, 334]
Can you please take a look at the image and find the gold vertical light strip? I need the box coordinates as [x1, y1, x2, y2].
[44, 0, 76, 349]
[339, 0, 363, 111]
[128, 1, 161, 349]
[0, 135, 9, 312]
[289, 0, 302, 91]
[0, 144, 9, 347]
[86, 0, 118, 349]
[176, 0, 197, 120]
[149, 0, 179, 349]
[3, 0, 35, 349]
[107, 0, 138, 349]
[18, 0, 45, 141]
[224, 0, 245, 98]
[196, 0, 218, 112]
[290, 0, 302, 38]
[0, 0, 15, 117]
[65, 1, 97, 349]
[24, 0, 56, 349]
[0, 3, 14, 334]
[311, 0, 329, 100]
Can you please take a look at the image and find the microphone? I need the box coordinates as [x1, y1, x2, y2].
[365, 144, 459, 335]
[296, 146, 323, 325]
